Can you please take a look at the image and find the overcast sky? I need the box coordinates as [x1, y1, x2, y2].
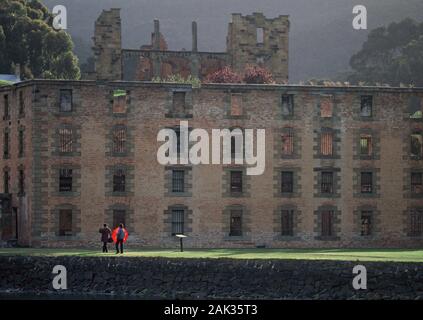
[42, 0, 423, 82]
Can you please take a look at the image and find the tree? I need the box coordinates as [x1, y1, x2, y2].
[0, 0, 80, 79]
[348, 18, 423, 86]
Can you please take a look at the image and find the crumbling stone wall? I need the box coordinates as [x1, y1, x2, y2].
[93, 9, 122, 81]
[122, 20, 228, 81]
[227, 13, 289, 83]
[92, 10, 287, 82]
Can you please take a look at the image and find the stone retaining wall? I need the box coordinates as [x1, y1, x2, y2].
[0, 256, 422, 299]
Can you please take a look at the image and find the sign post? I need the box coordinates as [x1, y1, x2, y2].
[175, 234, 187, 252]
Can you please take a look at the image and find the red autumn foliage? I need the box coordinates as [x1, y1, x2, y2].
[205, 66, 242, 83]
[243, 65, 275, 84]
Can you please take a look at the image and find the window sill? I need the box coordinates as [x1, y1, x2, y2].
[281, 155, 300, 160]
[356, 192, 378, 197]
[314, 193, 340, 198]
[274, 235, 301, 241]
[165, 113, 193, 119]
[223, 236, 251, 242]
[166, 192, 192, 197]
[228, 192, 245, 198]
[225, 115, 249, 120]
[359, 116, 374, 121]
[56, 192, 79, 197]
[314, 236, 340, 241]
[359, 155, 376, 160]
[109, 192, 133, 197]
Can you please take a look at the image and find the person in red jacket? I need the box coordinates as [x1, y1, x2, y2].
[115, 223, 126, 254]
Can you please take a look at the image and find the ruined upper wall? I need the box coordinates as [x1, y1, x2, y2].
[91, 9, 289, 82]
[93, 8, 122, 81]
[227, 13, 289, 83]
[122, 19, 228, 81]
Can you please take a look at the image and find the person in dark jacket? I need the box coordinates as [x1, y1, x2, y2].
[116, 223, 125, 254]
[99, 224, 112, 253]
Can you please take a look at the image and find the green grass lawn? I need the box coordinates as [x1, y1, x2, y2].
[1, 248, 423, 262]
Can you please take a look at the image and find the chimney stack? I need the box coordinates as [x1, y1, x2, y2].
[192, 21, 198, 52]
[153, 19, 160, 50]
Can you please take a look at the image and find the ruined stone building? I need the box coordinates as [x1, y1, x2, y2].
[0, 9, 422, 248]
[93, 9, 289, 83]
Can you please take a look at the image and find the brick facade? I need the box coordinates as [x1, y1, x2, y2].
[1, 80, 423, 248]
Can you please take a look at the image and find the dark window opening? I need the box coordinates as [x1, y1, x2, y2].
[230, 131, 243, 160]
[171, 209, 184, 235]
[281, 95, 294, 117]
[19, 91, 24, 116]
[321, 171, 334, 194]
[230, 93, 243, 116]
[59, 209, 73, 236]
[113, 169, 126, 192]
[4, 95, 9, 119]
[281, 209, 294, 236]
[320, 96, 333, 118]
[360, 95, 373, 117]
[230, 209, 242, 236]
[18, 169, 24, 195]
[321, 210, 333, 237]
[409, 208, 423, 236]
[18, 129, 24, 157]
[59, 128, 73, 153]
[411, 133, 423, 158]
[113, 209, 126, 229]
[113, 128, 126, 154]
[173, 92, 186, 114]
[3, 131, 9, 158]
[167, 127, 182, 155]
[59, 89, 73, 112]
[113, 90, 127, 114]
[281, 171, 294, 193]
[320, 132, 333, 156]
[361, 172, 373, 194]
[411, 172, 423, 195]
[361, 211, 372, 236]
[360, 135, 372, 156]
[3, 170, 9, 194]
[409, 96, 422, 119]
[256, 27, 264, 44]
[230, 171, 243, 193]
[59, 168, 73, 192]
[281, 128, 294, 156]
[172, 170, 185, 193]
